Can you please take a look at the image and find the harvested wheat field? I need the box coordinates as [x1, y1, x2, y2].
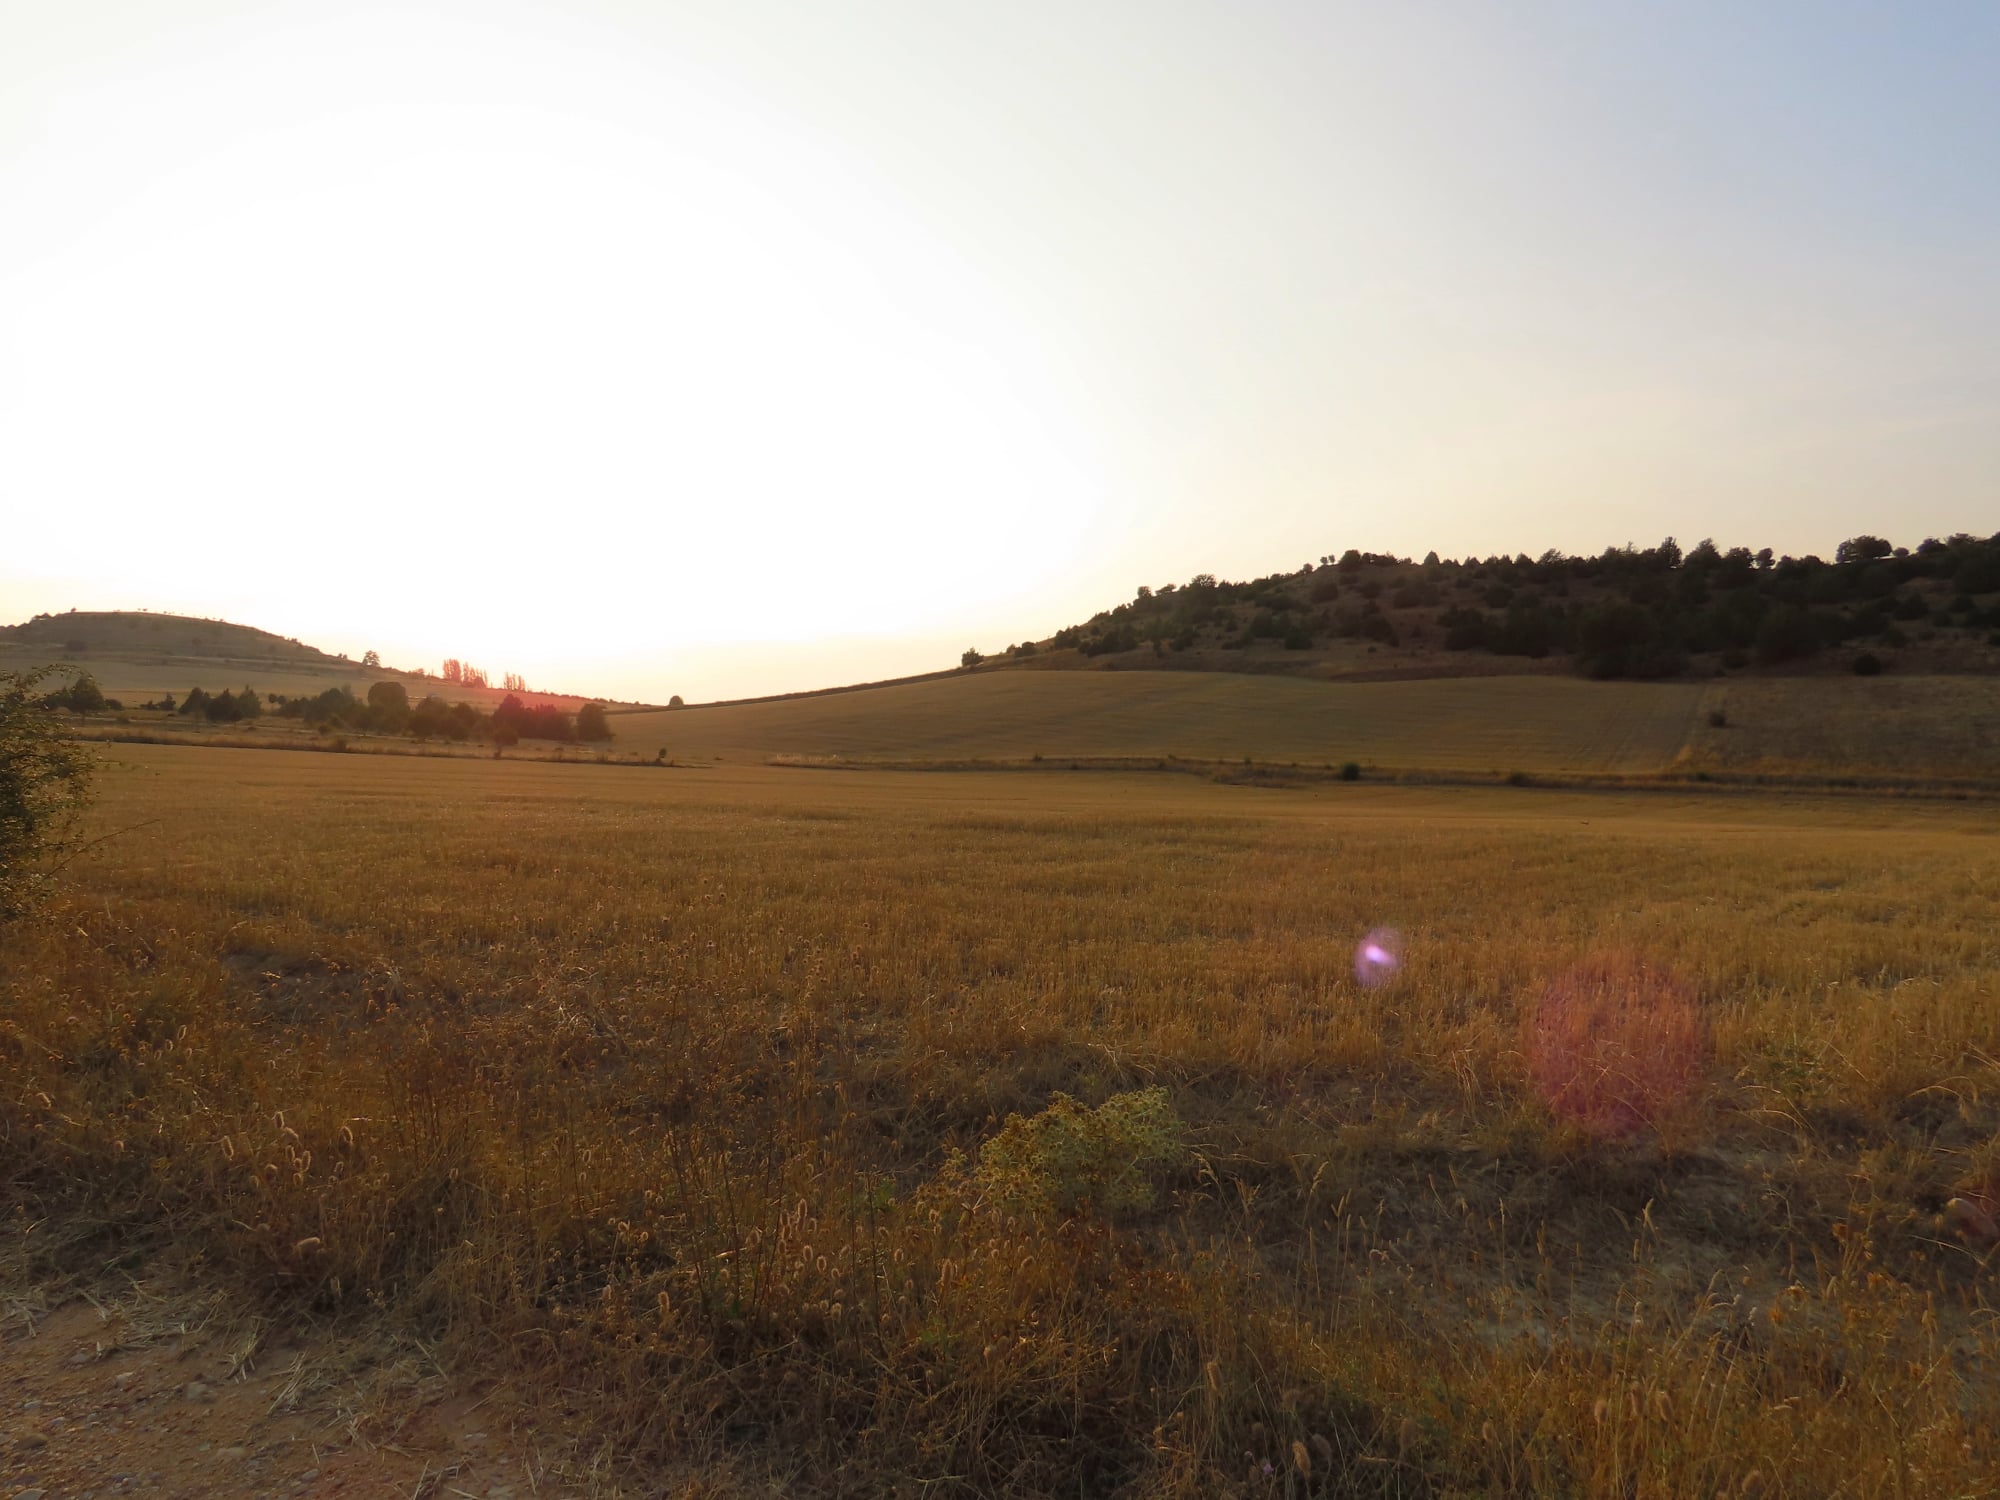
[612, 671, 1712, 774]
[4, 742, 1999, 1497]
[1682, 675, 2000, 780]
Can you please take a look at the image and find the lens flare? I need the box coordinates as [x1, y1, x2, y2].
[1353, 928, 1401, 988]
[1526, 952, 1707, 1137]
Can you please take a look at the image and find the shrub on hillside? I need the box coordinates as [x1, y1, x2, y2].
[1577, 602, 1683, 678]
[1755, 607, 1824, 665]
[1079, 625, 1138, 657]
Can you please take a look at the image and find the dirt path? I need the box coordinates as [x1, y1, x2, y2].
[0, 1290, 597, 1499]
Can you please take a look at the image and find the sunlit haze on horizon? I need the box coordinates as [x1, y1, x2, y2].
[3, 1, 1996, 703]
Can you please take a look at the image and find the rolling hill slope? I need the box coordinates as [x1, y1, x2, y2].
[613, 671, 1713, 773]
[0, 610, 606, 709]
[0, 610, 399, 701]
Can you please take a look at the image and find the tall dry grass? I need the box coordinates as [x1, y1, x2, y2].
[3, 746, 1998, 1495]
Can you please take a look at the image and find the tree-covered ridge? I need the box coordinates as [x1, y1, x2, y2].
[998, 533, 2000, 679]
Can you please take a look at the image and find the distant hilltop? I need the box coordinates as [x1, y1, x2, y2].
[1, 608, 357, 666]
[0, 608, 654, 710]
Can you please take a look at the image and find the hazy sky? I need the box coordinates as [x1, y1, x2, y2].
[3, 2, 1995, 701]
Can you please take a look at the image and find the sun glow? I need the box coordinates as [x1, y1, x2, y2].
[0, 4, 1103, 700]
[7, 3, 1994, 701]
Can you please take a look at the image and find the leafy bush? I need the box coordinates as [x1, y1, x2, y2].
[1440, 607, 1491, 651]
[1576, 602, 1659, 677]
[1755, 607, 1824, 665]
[1079, 625, 1139, 657]
[366, 680, 410, 733]
[0, 668, 95, 922]
[41, 671, 105, 716]
[974, 1088, 1183, 1218]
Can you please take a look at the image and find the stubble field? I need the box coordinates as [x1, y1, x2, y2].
[4, 744, 1999, 1496]
[610, 671, 1713, 773]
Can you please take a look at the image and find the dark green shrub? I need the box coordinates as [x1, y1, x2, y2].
[1755, 608, 1823, 665]
[0, 668, 94, 921]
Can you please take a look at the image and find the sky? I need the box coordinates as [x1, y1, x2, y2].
[2, 1, 1996, 703]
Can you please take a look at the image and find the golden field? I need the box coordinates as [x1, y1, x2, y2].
[612, 671, 1716, 773]
[54, 656, 2000, 791]
[1683, 675, 2000, 780]
[4, 743, 2000, 1495]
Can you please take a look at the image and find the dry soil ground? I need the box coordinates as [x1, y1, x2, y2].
[0, 1292, 573, 1500]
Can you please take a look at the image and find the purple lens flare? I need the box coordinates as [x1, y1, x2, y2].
[1526, 951, 1708, 1137]
[1353, 928, 1401, 988]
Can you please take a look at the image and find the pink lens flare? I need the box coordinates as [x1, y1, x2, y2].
[1353, 928, 1401, 988]
[1526, 952, 1709, 1138]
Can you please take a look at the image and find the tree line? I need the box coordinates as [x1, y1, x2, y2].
[149, 682, 612, 744]
[436, 661, 529, 694]
[1006, 531, 2000, 679]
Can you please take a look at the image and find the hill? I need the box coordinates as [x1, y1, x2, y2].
[2, 608, 358, 672]
[0, 609, 613, 711]
[968, 532, 2000, 684]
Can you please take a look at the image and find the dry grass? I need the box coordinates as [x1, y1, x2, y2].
[5, 744, 2000, 1495]
[1685, 675, 2000, 779]
[614, 671, 1710, 774]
